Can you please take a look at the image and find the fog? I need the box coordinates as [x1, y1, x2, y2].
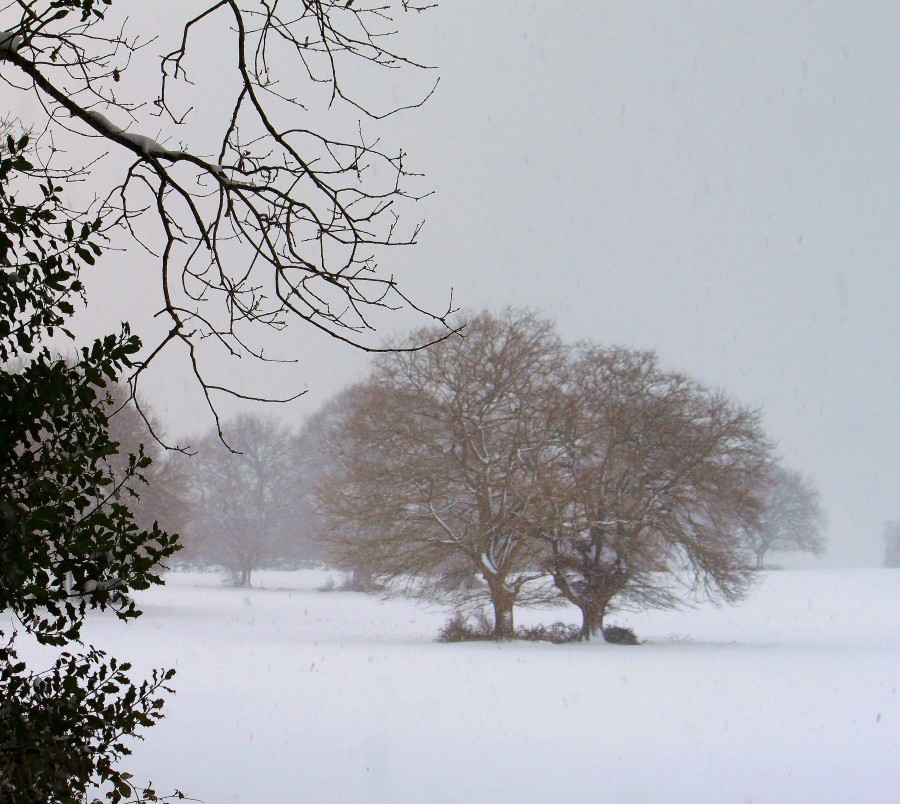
[391, 2, 900, 569]
[4, 2, 899, 566]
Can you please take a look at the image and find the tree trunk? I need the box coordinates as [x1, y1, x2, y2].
[240, 565, 252, 587]
[482, 576, 514, 640]
[578, 605, 595, 641]
[483, 572, 517, 640]
[491, 595, 515, 640]
[578, 604, 606, 641]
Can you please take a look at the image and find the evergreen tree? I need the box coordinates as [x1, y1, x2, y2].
[0, 135, 181, 801]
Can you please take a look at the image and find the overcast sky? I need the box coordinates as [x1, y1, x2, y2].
[395, 2, 900, 569]
[5, 2, 898, 566]
[384, 2, 900, 568]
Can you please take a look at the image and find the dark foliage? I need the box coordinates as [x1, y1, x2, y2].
[601, 625, 640, 645]
[0, 137, 182, 802]
[436, 613, 496, 643]
[437, 615, 591, 645]
[516, 623, 582, 644]
[0, 641, 176, 802]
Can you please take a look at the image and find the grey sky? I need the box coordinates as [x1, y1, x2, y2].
[410, 2, 900, 568]
[368, 2, 900, 567]
[4, 2, 898, 566]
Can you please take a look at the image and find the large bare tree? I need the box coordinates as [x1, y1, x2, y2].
[319, 309, 567, 639]
[0, 0, 451, 434]
[535, 346, 773, 640]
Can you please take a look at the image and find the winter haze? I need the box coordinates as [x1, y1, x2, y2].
[5, 2, 899, 566]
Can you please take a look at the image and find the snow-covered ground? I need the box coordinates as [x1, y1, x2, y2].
[19, 569, 900, 802]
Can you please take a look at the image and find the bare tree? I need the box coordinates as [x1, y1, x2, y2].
[103, 382, 188, 537]
[317, 315, 775, 641]
[0, 1, 451, 433]
[746, 466, 827, 568]
[183, 413, 298, 586]
[883, 520, 900, 569]
[535, 346, 773, 640]
[318, 310, 566, 639]
[291, 387, 364, 577]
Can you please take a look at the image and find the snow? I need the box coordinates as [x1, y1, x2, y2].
[0, 30, 23, 54]
[86, 110, 123, 135]
[9, 568, 899, 802]
[84, 110, 181, 158]
[121, 132, 171, 158]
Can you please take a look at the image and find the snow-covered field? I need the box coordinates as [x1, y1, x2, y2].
[21, 569, 900, 803]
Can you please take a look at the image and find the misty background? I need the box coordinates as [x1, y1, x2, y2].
[6, 1, 898, 567]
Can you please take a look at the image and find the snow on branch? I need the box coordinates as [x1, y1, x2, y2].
[0, 1, 455, 435]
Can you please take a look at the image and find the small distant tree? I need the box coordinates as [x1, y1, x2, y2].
[883, 520, 900, 568]
[292, 388, 365, 580]
[103, 383, 188, 539]
[184, 414, 298, 586]
[319, 310, 567, 638]
[746, 466, 827, 568]
[536, 346, 772, 640]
